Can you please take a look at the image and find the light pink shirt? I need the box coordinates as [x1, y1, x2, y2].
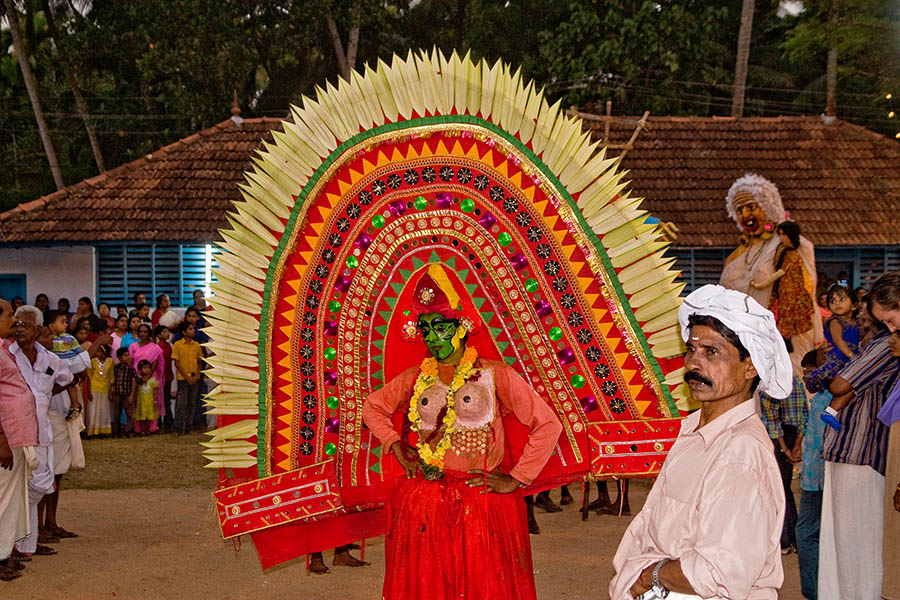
[609, 400, 784, 600]
[0, 338, 38, 448]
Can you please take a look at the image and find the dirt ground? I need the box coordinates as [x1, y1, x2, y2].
[7, 437, 803, 600]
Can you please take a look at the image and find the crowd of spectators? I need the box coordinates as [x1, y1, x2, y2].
[759, 271, 900, 600]
[6, 290, 215, 439]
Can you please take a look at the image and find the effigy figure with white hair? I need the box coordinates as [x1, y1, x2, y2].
[610, 285, 787, 599]
[719, 174, 823, 377]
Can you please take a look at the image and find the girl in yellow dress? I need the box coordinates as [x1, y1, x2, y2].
[86, 346, 114, 437]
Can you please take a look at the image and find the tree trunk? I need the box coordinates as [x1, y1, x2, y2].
[825, 5, 838, 117]
[41, 0, 105, 172]
[345, 3, 361, 76]
[3, 0, 64, 190]
[324, 8, 349, 79]
[454, 0, 467, 51]
[731, 0, 755, 118]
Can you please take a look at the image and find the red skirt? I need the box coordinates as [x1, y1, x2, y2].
[382, 471, 537, 600]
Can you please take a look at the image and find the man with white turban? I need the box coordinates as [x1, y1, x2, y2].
[610, 285, 787, 600]
[719, 173, 823, 377]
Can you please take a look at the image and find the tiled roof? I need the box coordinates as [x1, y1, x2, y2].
[2, 114, 898, 247]
[0, 117, 283, 244]
[590, 115, 900, 247]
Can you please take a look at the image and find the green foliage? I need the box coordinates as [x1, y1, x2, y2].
[532, 0, 735, 113]
[1, 0, 898, 212]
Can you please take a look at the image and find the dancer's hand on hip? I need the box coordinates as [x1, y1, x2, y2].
[390, 443, 419, 479]
[466, 469, 520, 493]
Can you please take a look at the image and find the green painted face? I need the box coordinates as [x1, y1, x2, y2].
[417, 313, 461, 360]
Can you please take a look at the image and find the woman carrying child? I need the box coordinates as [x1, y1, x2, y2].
[803, 284, 860, 430]
[129, 323, 165, 434]
[134, 360, 159, 436]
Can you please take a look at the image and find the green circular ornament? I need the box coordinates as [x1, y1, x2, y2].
[324, 443, 338, 456]
[414, 196, 427, 210]
[323, 347, 337, 361]
[548, 326, 563, 341]
[460, 198, 475, 213]
[326, 395, 340, 409]
[328, 300, 341, 313]
[346, 256, 359, 269]
[570, 374, 586, 389]
[497, 232, 512, 247]
[372, 215, 386, 229]
[525, 278, 539, 293]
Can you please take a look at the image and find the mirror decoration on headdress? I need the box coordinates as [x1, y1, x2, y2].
[204, 50, 686, 567]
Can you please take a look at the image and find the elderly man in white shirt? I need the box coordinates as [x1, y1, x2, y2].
[9, 305, 72, 557]
[610, 285, 788, 600]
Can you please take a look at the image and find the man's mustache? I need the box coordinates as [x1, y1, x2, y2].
[684, 370, 713, 387]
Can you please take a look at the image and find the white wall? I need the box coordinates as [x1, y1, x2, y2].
[0, 246, 95, 305]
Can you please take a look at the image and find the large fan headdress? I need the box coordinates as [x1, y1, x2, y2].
[205, 50, 685, 567]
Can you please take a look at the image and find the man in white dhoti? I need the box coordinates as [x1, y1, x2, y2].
[610, 285, 788, 599]
[9, 306, 72, 557]
[40, 319, 98, 542]
[719, 174, 823, 377]
[0, 298, 38, 581]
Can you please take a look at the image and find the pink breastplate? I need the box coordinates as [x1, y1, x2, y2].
[416, 368, 496, 457]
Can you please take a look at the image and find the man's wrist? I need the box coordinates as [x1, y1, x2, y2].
[652, 558, 671, 596]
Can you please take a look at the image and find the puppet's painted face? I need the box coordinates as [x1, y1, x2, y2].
[417, 313, 461, 360]
[733, 193, 770, 237]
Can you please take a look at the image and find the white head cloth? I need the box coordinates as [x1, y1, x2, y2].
[678, 284, 793, 398]
[725, 173, 786, 229]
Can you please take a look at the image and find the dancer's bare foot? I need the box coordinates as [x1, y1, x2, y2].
[560, 485, 574, 506]
[333, 546, 368, 567]
[309, 552, 329, 574]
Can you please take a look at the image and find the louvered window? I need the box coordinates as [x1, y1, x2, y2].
[666, 248, 730, 295]
[666, 246, 900, 297]
[96, 243, 218, 307]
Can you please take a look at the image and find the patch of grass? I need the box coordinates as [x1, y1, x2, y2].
[65, 434, 219, 490]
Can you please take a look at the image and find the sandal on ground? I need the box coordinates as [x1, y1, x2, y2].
[0, 559, 25, 571]
[37, 532, 59, 544]
[10, 550, 31, 562]
[0, 565, 22, 582]
[51, 527, 78, 539]
[34, 545, 57, 556]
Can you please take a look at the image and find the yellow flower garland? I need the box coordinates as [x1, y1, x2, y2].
[407, 346, 478, 477]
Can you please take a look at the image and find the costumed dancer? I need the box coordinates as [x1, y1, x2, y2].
[719, 174, 822, 377]
[362, 263, 562, 600]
